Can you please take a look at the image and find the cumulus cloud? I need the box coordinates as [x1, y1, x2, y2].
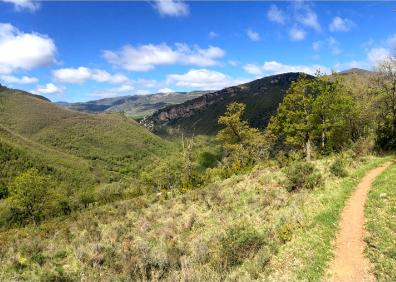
[90, 84, 134, 98]
[367, 47, 391, 65]
[289, 26, 306, 41]
[158, 88, 175, 93]
[166, 69, 247, 90]
[243, 64, 263, 77]
[267, 4, 286, 24]
[294, 2, 321, 32]
[0, 74, 37, 84]
[1, 0, 39, 12]
[243, 61, 330, 77]
[387, 34, 396, 48]
[329, 17, 355, 32]
[153, 0, 189, 17]
[312, 41, 322, 51]
[209, 31, 218, 39]
[34, 83, 62, 95]
[312, 37, 341, 55]
[0, 23, 56, 74]
[246, 29, 260, 42]
[53, 67, 129, 84]
[103, 43, 225, 72]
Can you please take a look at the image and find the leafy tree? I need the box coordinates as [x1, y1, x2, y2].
[217, 103, 267, 170]
[268, 72, 355, 160]
[9, 168, 55, 225]
[372, 57, 396, 150]
[267, 75, 316, 160]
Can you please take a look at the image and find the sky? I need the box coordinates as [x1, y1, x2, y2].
[0, 0, 395, 102]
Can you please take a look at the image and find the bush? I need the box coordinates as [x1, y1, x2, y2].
[220, 224, 264, 267]
[285, 162, 323, 192]
[330, 158, 348, 178]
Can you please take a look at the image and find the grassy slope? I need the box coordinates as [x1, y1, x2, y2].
[0, 88, 174, 178]
[0, 156, 389, 281]
[268, 156, 392, 281]
[365, 162, 396, 281]
[0, 124, 96, 190]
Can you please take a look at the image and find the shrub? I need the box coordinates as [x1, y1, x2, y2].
[220, 224, 264, 267]
[330, 158, 348, 178]
[285, 162, 323, 192]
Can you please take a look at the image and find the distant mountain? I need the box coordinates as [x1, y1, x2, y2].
[338, 68, 373, 75]
[142, 72, 309, 135]
[57, 91, 210, 119]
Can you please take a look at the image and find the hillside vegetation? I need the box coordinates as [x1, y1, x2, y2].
[1, 57, 396, 281]
[0, 155, 389, 281]
[143, 73, 307, 135]
[366, 162, 396, 281]
[0, 88, 174, 177]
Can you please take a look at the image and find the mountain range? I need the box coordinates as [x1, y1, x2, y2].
[57, 91, 210, 119]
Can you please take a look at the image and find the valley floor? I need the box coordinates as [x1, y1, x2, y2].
[0, 155, 393, 281]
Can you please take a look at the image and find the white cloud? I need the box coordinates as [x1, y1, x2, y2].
[0, 74, 37, 84]
[53, 67, 129, 84]
[243, 64, 263, 77]
[294, 3, 321, 32]
[243, 61, 330, 77]
[103, 43, 225, 72]
[153, 0, 189, 17]
[90, 84, 134, 98]
[329, 17, 355, 32]
[136, 90, 150, 95]
[327, 37, 341, 55]
[312, 41, 322, 51]
[246, 29, 260, 42]
[1, 0, 39, 12]
[267, 4, 286, 24]
[312, 37, 341, 55]
[387, 34, 396, 48]
[158, 88, 175, 93]
[34, 83, 62, 95]
[289, 26, 306, 41]
[367, 47, 391, 65]
[166, 69, 247, 90]
[209, 31, 218, 39]
[0, 23, 56, 74]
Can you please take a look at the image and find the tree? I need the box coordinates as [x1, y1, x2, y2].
[217, 103, 267, 170]
[267, 74, 316, 160]
[372, 57, 396, 150]
[267, 72, 355, 160]
[9, 169, 55, 225]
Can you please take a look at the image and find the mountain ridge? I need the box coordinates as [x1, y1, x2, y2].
[141, 72, 310, 135]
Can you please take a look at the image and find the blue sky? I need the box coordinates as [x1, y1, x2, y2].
[0, 0, 395, 102]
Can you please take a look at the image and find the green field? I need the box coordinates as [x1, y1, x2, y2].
[365, 162, 396, 281]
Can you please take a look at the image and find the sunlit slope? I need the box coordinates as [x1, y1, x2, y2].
[0, 88, 174, 176]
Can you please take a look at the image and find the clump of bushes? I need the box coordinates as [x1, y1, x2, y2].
[330, 158, 348, 178]
[220, 224, 264, 267]
[284, 162, 323, 192]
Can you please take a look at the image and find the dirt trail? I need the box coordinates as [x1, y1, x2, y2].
[327, 161, 393, 282]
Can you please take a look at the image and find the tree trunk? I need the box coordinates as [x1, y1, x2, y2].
[305, 139, 311, 161]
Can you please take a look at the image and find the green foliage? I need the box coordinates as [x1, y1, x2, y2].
[284, 162, 323, 192]
[217, 102, 268, 172]
[330, 158, 348, 177]
[268, 72, 356, 159]
[372, 58, 396, 150]
[140, 156, 183, 191]
[220, 224, 264, 267]
[8, 169, 56, 225]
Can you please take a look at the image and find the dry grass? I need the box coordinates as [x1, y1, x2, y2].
[0, 155, 389, 281]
